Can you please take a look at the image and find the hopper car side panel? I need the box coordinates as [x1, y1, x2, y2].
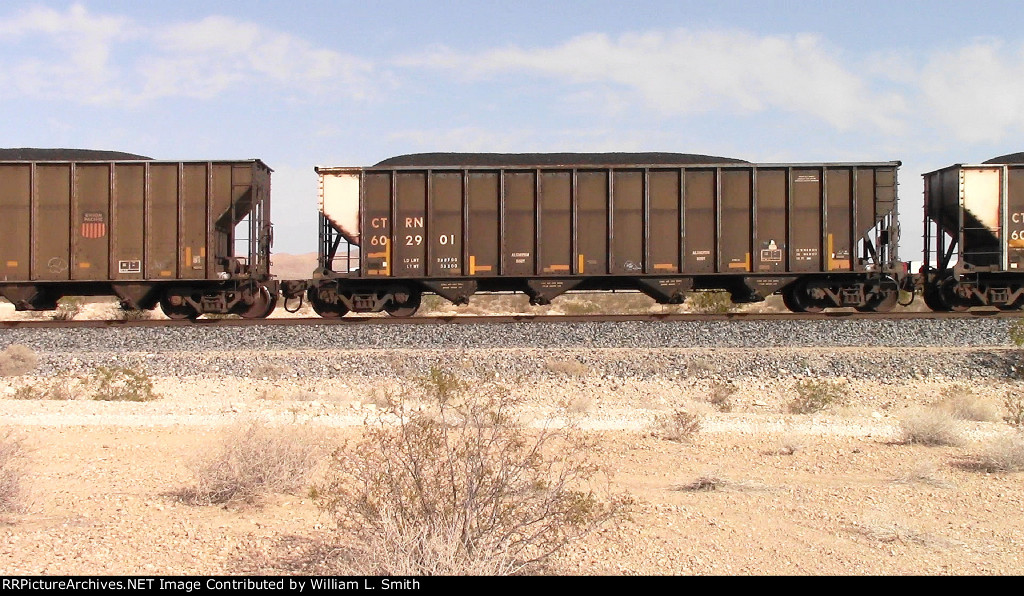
[309, 160, 904, 315]
[0, 160, 276, 318]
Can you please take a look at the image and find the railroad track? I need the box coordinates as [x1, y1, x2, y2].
[2, 309, 1022, 329]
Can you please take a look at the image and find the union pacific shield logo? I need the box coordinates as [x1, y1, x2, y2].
[81, 212, 106, 239]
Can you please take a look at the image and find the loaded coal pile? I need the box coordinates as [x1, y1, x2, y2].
[0, 148, 151, 161]
[375, 152, 748, 167]
[983, 152, 1024, 164]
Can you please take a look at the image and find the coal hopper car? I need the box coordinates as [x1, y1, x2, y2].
[294, 153, 907, 316]
[922, 153, 1024, 311]
[0, 150, 277, 319]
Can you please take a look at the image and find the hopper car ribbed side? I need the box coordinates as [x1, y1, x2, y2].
[294, 154, 907, 316]
[0, 158, 277, 319]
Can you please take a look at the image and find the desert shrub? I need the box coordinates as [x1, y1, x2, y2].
[186, 421, 321, 505]
[315, 367, 628, 575]
[558, 293, 659, 315]
[113, 305, 151, 321]
[0, 430, 26, 513]
[1005, 391, 1024, 428]
[786, 379, 848, 414]
[12, 377, 75, 401]
[651, 408, 703, 442]
[933, 385, 1000, 422]
[1009, 322, 1024, 378]
[899, 407, 963, 446]
[706, 382, 736, 412]
[418, 294, 448, 315]
[558, 298, 604, 315]
[51, 297, 83, 321]
[686, 291, 735, 314]
[90, 366, 157, 402]
[970, 433, 1024, 472]
[1010, 320, 1024, 348]
[0, 345, 38, 376]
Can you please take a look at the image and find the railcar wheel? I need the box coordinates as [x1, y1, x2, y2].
[856, 277, 900, 313]
[159, 297, 198, 320]
[385, 292, 422, 317]
[855, 290, 899, 313]
[307, 286, 348, 318]
[782, 282, 824, 313]
[239, 286, 277, 319]
[782, 285, 804, 312]
[922, 284, 949, 311]
[940, 278, 971, 312]
[310, 299, 348, 318]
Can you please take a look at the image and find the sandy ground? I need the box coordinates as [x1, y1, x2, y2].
[1, 361, 1023, 575]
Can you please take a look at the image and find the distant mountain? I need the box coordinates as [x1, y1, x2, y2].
[270, 252, 319, 280]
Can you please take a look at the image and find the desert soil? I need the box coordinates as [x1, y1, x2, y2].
[2, 344, 1023, 576]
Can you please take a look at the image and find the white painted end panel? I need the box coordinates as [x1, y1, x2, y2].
[319, 171, 361, 245]
[961, 167, 1002, 235]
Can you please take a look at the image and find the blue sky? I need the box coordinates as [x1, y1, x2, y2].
[3, 1, 1024, 257]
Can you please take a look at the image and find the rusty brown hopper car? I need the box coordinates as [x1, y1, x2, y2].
[922, 154, 1024, 311]
[0, 155, 277, 319]
[299, 153, 906, 316]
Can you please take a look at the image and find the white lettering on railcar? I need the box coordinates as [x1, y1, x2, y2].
[794, 247, 819, 262]
[118, 260, 142, 274]
[436, 256, 460, 270]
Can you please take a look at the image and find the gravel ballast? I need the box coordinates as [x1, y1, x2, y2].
[0, 318, 1016, 353]
[2, 318, 1019, 382]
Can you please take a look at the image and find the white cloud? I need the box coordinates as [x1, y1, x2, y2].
[0, 4, 373, 105]
[384, 126, 688, 154]
[6, 6, 1024, 149]
[0, 3, 129, 102]
[386, 127, 539, 152]
[400, 29, 909, 133]
[917, 40, 1024, 143]
[139, 16, 373, 102]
